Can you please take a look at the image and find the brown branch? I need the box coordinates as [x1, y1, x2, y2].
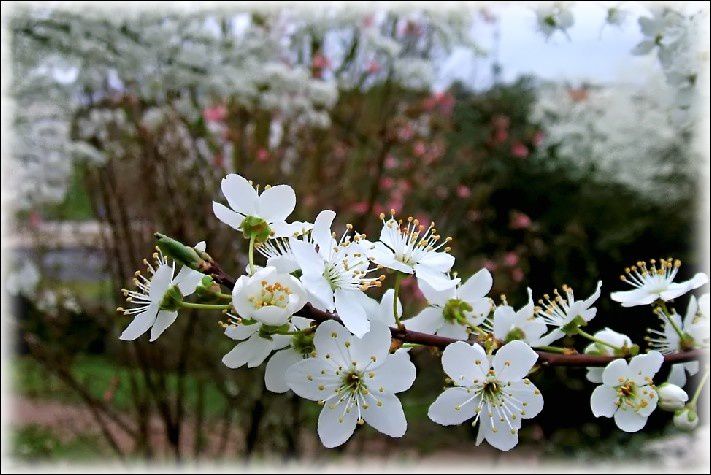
[200, 257, 706, 368]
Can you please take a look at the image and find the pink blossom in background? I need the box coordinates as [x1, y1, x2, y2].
[456, 185, 471, 199]
[303, 194, 317, 208]
[385, 155, 399, 170]
[512, 267, 525, 283]
[398, 179, 413, 193]
[504, 251, 519, 267]
[483, 259, 497, 272]
[533, 130, 545, 147]
[397, 123, 415, 141]
[202, 104, 227, 122]
[362, 14, 375, 28]
[380, 177, 395, 189]
[212, 153, 224, 169]
[256, 148, 270, 162]
[312, 54, 330, 70]
[366, 60, 381, 74]
[386, 198, 403, 214]
[492, 114, 510, 130]
[415, 214, 431, 228]
[413, 141, 427, 157]
[510, 211, 532, 230]
[29, 210, 43, 229]
[511, 142, 529, 158]
[350, 201, 370, 215]
[493, 128, 508, 144]
[373, 202, 386, 215]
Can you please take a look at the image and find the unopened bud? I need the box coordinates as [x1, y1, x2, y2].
[673, 407, 699, 430]
[657, 383, 689, 411]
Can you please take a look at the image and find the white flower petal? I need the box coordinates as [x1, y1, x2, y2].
[225, 322, 260, 341]
[318, 398, 358, 448]
[602, 358, 631, 386]
[149, 310, 178, 341]
[590, 385, 618, 418]
[493, 340, 538, 383]
[613, 407, 648, 432]
[221, 174, 258, 216]
[582, 281, 603, 308]
[368, 351, 416, 394]
[335, 289, 370, 338]
[119, 305, 158, 340]
[312, 210, 336, 256]
[222, 335, 271, 369]
[173, 267, 203, 296]
[428, 387, 479, 425]
[374, 289, 399, 326]
[362, 392, 407, 437]
[253, 306, 290, 326]
[290, 239, 325, 276]
[586, 367, 604, 384]
[286, 358, 339, 400]
[628, 351, 664, 385]
[350, 320, 391, 370]
[610, 288, 657, 307]
[417, 278, 455, 307]
[478, 416, 519, 451]
[213, 201, 245, 230]
[148, 263, 174, 302]
[265, 348, 303, 393]
[507, 379, 543, 419]
[435, 322, 468, 340]
[258, 184, 295, 223]
[418, 251, 455, 273]
[667, 364, 688, 387]
[442, 341, 488, 385]
[459, 269, 493, 301]
[415, 264, 459, 291]
[313, 320, 352, 367]
[404, 307, 444, 334]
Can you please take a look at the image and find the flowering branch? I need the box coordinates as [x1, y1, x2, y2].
[195, 246, 705, 367]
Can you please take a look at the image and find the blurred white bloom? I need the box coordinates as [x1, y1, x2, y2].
[405, 269, 491, 339]
[535, 2, 574, 39]
[119, 243, 205, 341]
[291, 210, 382, 337]
[583, 328, 634, 384]
[232, 266, 307, 327]
[590, 351, 664, 432]
[428, 340, 543, 451]
[657, 382, 689, 411]
[536, 281, 602, 345]
[287, 320, 416, 448]
[611, 259, 708, 307]
[212, 174, 297, 239]
[5, 260, 41, 297]
[368, 213, 456, 291]
[489, 288, 548, 346]
[647, 294, 709, 387]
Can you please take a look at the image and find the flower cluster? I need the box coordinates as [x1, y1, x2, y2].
[117, 172, 709, 451]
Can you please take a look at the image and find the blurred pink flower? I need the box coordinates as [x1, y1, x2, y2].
[203, 104, 227, 122]
[350, 201, 370, 215]
[413, 141, 427, 157]
[256, 148, 270, 162]
[366, 60, 381, 74]
[510, 211, 532, 230]
[493, 128, 508, 144]
[397, 124, 415, 141]
[512, 267, 525, 283]
[456, 185, 471, 199]
[387, 198, 403, 213]
[492, 114, 510, 130]
[483, 260, 497, 271]
[511, 142, 529, 158]
[380, 177, 395, 189]
[212, 153, 225, 169]
[504, 252, 519, 267]
[533, 130, 545, 147]
[385, 155, 399, 170]
[312, 54, 330, 69]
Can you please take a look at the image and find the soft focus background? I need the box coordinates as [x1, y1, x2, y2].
[2, 1, 709, 468]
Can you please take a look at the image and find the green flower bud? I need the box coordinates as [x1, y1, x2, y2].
[561, 315, 587, 335]
[673, 407, 699, 431]
[240, 216, 271, 243]
[155, 233, 201, 269]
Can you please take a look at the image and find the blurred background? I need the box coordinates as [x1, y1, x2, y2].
[2, 1, 709, 467]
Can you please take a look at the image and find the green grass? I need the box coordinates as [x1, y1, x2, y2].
[13, 355, 228, 418]
[11, 424, 108, 460]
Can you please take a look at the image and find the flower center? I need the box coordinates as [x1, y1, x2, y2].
[342, 370, 366, 393]
[249, 281, 292, 309]
[617, 380, 636, 399]
[482, 380, 501, 397]
[443, 299, 472, 324]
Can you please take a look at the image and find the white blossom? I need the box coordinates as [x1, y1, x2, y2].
[647, 294, 709, 387]
[5, 260, 41, 297]
[535, 281, 602, 345]
[231, 266, 307, 327]
[488, 288, 548, 347]
[428, 340, 543, 451]
[405, 269, 491, 339]
[583, 328, 634, 384]
[657, 382, 689, 411]
[611, 259, 708, 307]
[535, 2, 574, 39]
[213, 174, 297, 238]
[119, 243, 205, 341]
[286, 320, 416, 448]
[368, 213, 457, 291]
[590, 351, 664, 432]
[361, 289, 401, 327]
[255, 221, 314, 273]
[291, 210, 382, 337]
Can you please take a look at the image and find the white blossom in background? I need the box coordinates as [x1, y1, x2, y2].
[367, 214, 457, 291]
[487, 288, 548, 346]
[583, 328, 634, 384]
[291, 210, 383, 337]
[231, 266, 307, 326]
[590, 351, 664, 432]
[5, 260, 41, 297]
[535, 281, 602, 345]
[532, 74, 695, 201]
[119, 243, 205, 341]
[647, 294, 709, 387]
[534, 2, 574, 40]
[405, 269, 491, 339]
[428, 340, 543, 451]
[213, 174, 297, 238]
[286, 320, 416, 448]
[610, 259, 708, 307]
